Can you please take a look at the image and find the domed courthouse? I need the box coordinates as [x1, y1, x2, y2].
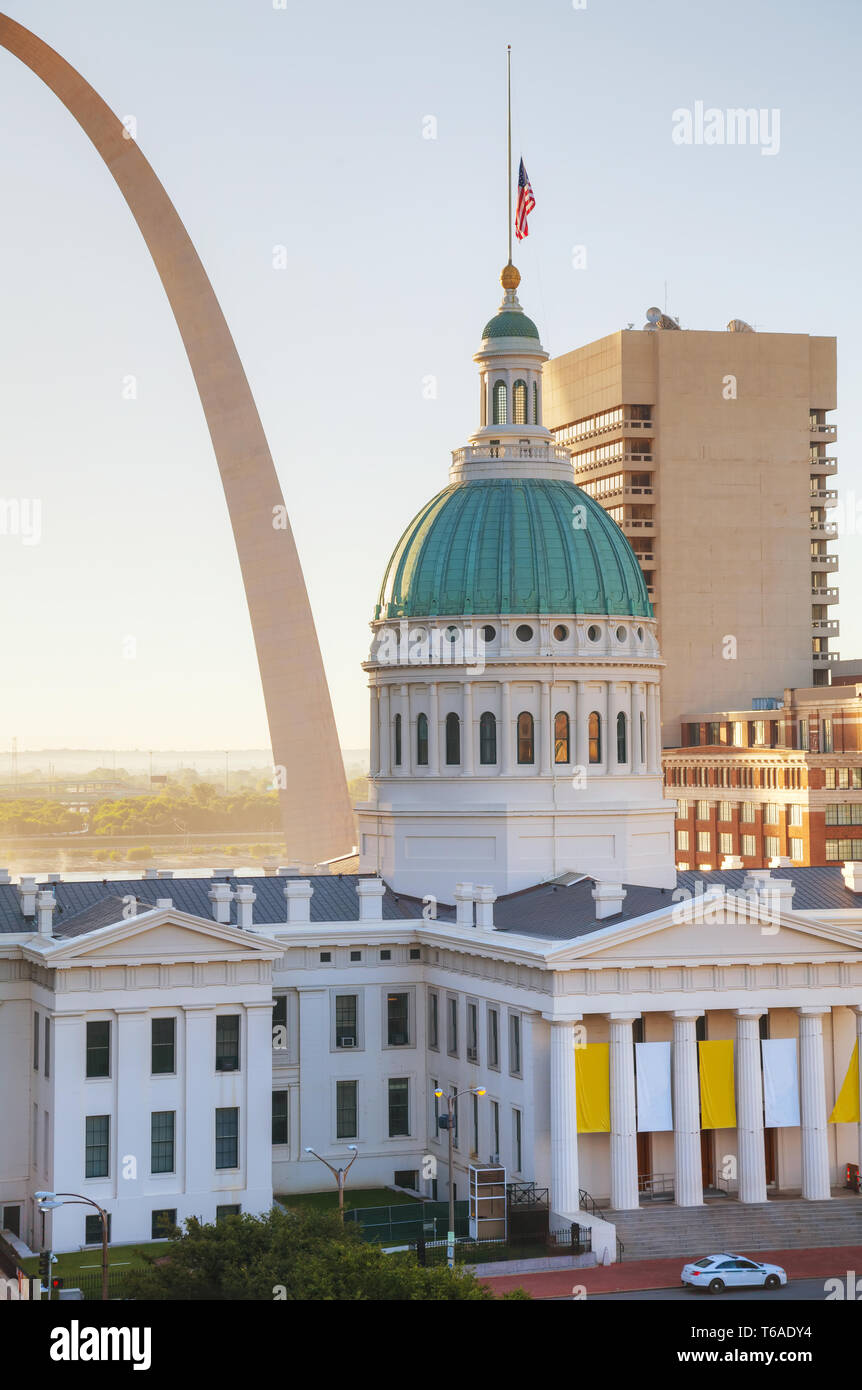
[359, 266, 676, 899]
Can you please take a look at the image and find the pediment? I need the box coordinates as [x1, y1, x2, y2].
[28, 908, 282, 967]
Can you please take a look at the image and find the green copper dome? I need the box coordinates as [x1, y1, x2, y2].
[481, 310, 540, 341]
[375, 479, 652, 619]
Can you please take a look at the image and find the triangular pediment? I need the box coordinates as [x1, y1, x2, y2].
[24, 907, 282, 967]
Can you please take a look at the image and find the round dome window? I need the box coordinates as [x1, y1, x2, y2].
[587, 624, 601, 642]
[616, 625, 627, 642]
[482, 624, 497, 642]
[636, 626, 644, 642]
[553, 624, 569, 641]
[515, 624, 534, 642]
[444, 625, 459, 643]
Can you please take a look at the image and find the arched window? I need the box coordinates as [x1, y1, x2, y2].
[639, 711, 646, 764]
[617, 711, 628, 764]
[554, 712, 570, 764]
[533, 380, 538, 423]
[417, 712, 429, 766]
[445, 712, 460, 766]
[394, 712, 402, 767]
[512, 379, 528, 425]
[493, 380, 508, 425]
[588, 712, 602, 764]
[480, 711, 497, 765]
[517, 712, 534, 764]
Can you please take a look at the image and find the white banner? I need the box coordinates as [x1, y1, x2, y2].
[762, 1038, 800, 1128]
[636, 1041, 673, 1132]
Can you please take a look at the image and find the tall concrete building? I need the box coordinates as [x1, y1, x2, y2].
[543, 322, 839, 745]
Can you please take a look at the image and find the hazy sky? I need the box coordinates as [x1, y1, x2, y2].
[1, 0, 860, 754]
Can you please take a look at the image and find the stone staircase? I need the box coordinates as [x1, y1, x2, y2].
[605, 1195, 862, 1260]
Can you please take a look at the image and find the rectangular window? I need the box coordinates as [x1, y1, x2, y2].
[151, 1017, 176, 1074]
[826, 839, 862, 860]
[44, 1017, 50, 1078]
[272, 994, 287, 1034]
[798, 719, 809, 750]
[741, 802, 756, 823]
[215, 1015, 240, 1072]
[86, 1020, 111, 1079]
[512, 1108, 522, 1173]
[719, 802, 733, 822]
[788, 804, 803, 827]
[335, 994, 358, 1048]
[386, 992, 410, 1047]
[85, 1213, 111, 1245]
[150, 1110, 175, 1174]
[33, 1011, 39, 1071]
[471, 1092, 479, 1156]
[32, 1105, 38, 1170]
[754, 720, 766, 745]
[732, 721, 746, 747]
[697, 831, 711, 852]
[447, 996, 458, 1056]
[467, 1002, 479, 1063]
[151, 1209, 177, 1240]
[742, 834, 756, 857]
[336, 1080, 358, 1139]
[822, 719, 834, 753]
[216, 1205, 241, 1223]
[764, 803, 779, 824]
[487, 1008, 500, 1070]
[696, 800, 710, 821]
[85, 1114, 110, 1179]
[839, 768, 851, 790]
[215, 1107, 239, 1169]
[491, 1100, 500, 1161]
[676, 829, 689, 851]
[789, 837, 804, 861]
[387, 1078, 409, 1137]
[677, 799, 689, 817]
[509, 1014, 522, 1076]
[272, 1090, 288, 1145]
[428, 991, 439, 1050]
[825, 767, 837, 789]
[719, 833, 733, 855]
[764, 835, 781, 858]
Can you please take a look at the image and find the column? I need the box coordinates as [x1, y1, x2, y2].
[854, 1007, 862, 1183]
[428, 682, 439, 774]
[599, 681, 609, 775]
[400, 683, 410, 775]
[378, 685, 391, 776]
[501, 681, 513, 775]
[576, 680, 588, 771]
[797, 1007, 831, 1200]
[633, 684, 647, 769]
[463, 682, 474, 775]
[672, 1011, 703, 1206]
[116, 1009, 150, 1209]
[184, 1005, 216, 1200]
[246, 1003, 276, 1205]
[646, 683, 660, 774]
[540, 681, 553, 776]
[369, 688, 380, 776]
[734, 1010, 768, 1203]
[609, 1014, 640, 1210]
[549, 1018, 580, 1216]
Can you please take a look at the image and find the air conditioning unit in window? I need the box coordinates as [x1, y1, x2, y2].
[338, 1036, 356, 1048]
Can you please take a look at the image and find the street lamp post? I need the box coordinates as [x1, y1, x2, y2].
[35, 1191, 109, 1301]
[303, 1145, 359, 1220]
[434, 1086, 485, 1269]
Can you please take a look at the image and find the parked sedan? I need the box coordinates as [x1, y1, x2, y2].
[681, 1254, 788, 1294]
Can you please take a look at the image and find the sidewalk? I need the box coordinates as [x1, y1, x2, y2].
[483, 1245, 862, 1299]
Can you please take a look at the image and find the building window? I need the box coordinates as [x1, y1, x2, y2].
[428, 991, 439, 1050]
[719, 802, 733, 822]
[272, 1090, 288, 1145]
[151, 1017, 176, 1074]
[471, 1092, 480, 1156]
[33, 1011, 39, 1071]
[394, 712, 402, 766]
[335, 995, 358, 1048]
[741, 802, 756, 823]
[732, 722, 745, 746]
[467, 1002, 479, 1063]
[512, 379, 528, 424]
[708, 722, 720, 745]
[216, 1206, 241, 1223]
[388, 1078, 409, 1137]
[789, 837, 804, 861]
[417, 713, 429, 766]
[533, 381, 538, 423]
[487, 1008, 500, 1069]
[215, 1015, 240, 1072]
[491, 1100, 500, 1161]
[85, 1115, 110, 1179]
[640, 711, 646, 763]
[517, 712, 534, 764]
[742, 834, 756, 857]
[447, 996, 458, 1056]
[719, 833, 733, 855]
[588, 712, 602, 764]
[215, 1107, 239, 1169]
[616, 711, 627, 763]
[697, 831, 711, 852]
[798, 719, 809, 750]
[87, 1020, 112, 1079]
[445, 712, 460, 765]
[676, 830, 689, 851]
[479, 711, 497, 764]
[336, 1080, 358, 1139]
[826, 839, 862, 860]
[677, 799, 689, 817]
[822, 719, 834, 753]
[387, 993, 410, 1047]
[44, 1017, 50, 1078]
[825, 804, 862, 825]
[764, 803, 779, 824]
[151, 1209, 177, 1240]
[150, 1111, 175, 1174]
[512, 1108, 522, 1173]
[764, 835, 781, 858]
[509, 1014, 522, 1076]
[788, 805, 803, 827]
[695, 800, 710, 821]
[492, 380, 508, 425]
[554, 711, 570, 763]
[85, 1213, 111, 1245]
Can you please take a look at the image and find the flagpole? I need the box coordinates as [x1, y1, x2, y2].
[507, 45, 512, 265]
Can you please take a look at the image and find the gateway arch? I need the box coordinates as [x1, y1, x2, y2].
[0, 12, 354, 866]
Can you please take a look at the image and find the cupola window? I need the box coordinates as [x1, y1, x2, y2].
[445, 712, 460, 766]
[394, 712, 402, 767]
[517, 712, 534, 765]
[512, 380, 528, 425]
[617, 711, 628, 764]
[492, 381, 508, 425]
[417, 713, 429, 766]
[639, 711, 646, 763]
[554, 712, 570, 764]
[533, 381, 538, 424]
[480, 712, 497, 765]
[588, 712, 602, 764]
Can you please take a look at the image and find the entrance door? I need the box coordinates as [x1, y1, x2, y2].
[637, 1132, 650, 1193]
[764, 1128, 777, 1186]
[701, 1130, 715, 1190]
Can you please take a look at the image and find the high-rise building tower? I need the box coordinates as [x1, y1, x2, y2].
[543, 323, 839, 745]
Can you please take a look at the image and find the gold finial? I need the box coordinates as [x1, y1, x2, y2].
[500, 263, 521, 291]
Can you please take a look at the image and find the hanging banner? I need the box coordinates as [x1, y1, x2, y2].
[575, 1043, 610, 1133]
[829, 1040, 860, 1124]
[635, 1041, 673, 1132]
[761, 1038, 800, 1128]
[699, 1039, 736, 1129]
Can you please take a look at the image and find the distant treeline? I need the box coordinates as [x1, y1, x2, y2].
[0, 786, 282, 837]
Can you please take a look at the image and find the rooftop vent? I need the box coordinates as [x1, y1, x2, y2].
[727, 318, 754, 333]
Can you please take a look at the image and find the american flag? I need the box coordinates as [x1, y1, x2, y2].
[515, 158, 535, 241]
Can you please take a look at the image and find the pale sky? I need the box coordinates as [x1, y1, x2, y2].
[1, 0, 860, 753]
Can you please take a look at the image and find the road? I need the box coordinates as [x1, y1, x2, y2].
[584, 1277, 843, 1301]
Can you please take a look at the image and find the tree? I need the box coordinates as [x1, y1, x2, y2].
[124, 1207, 528, 1301]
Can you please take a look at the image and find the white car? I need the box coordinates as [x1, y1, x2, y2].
[681, 1253, 788, 1294]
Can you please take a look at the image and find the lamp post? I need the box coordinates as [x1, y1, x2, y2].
[434, 1086, 486, 1269]
[303, 1145, 359, 1220]
[35, 1191, 109, 1301]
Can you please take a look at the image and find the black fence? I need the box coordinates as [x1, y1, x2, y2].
[414, 1225, 591, 1268]
[343, 1200, 470, 1245]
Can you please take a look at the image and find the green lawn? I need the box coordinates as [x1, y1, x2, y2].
[20, 1241, 169, 1280]
[275, 1187, 420, 1214]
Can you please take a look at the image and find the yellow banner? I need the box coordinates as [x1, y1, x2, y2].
[829, 1040, 860, 1124]
[699, 1039, 736, 1130]
[575, 1043, 610, 1133]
